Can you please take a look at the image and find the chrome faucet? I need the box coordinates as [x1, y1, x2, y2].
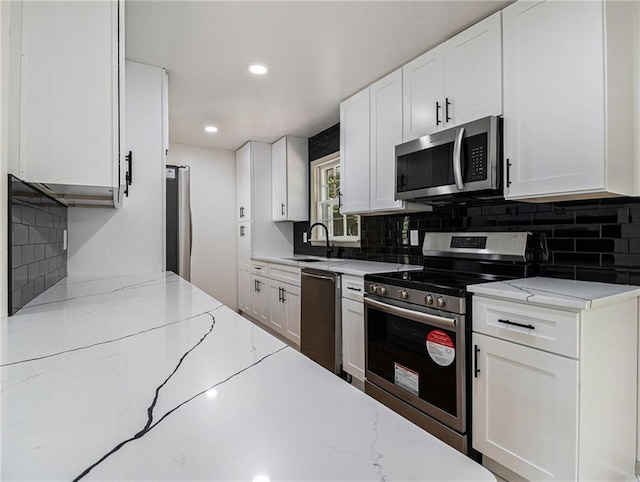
[308, 222, 333, 258]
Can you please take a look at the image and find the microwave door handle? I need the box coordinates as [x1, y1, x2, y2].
[453, 126, 465, 190]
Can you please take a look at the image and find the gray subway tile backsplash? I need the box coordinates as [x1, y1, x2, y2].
[8, 175, 67, 315]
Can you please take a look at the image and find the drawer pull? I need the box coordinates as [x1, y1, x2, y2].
[498, 318, 535, 330]
[347, 287, 362, 292]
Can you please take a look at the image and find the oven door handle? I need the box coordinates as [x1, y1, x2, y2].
[365, 297, 457, 330]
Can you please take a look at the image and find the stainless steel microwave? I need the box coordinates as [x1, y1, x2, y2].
[395, 116, 502, 203]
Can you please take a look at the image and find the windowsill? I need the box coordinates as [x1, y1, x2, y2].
[309, 239, 361, 249]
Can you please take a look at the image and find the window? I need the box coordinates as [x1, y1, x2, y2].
[310, 153, 360, 246]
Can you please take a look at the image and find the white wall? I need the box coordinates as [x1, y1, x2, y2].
[68, 62, 166, 278]
[167, 143, 237, 308]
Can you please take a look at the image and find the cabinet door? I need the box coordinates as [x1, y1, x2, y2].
[341, 298, 365, 381]
[402, 45, 445, 141]
[369, 69, 404, 212]
[271, 137, 287, 221]
[340, 88, 370, 214]
[237, 222, 252, 266]
[444, 11, 502, 127]
[503, 0, 605, 199]
[472, 332, 578, 481]
[268, 281, 286, 334]
[283, 283, 301, 345]
[20, 1, 121, 189]
[237, 267, 251, 312]
[236, 143, 252, 221]
[250, 275, 269, 324]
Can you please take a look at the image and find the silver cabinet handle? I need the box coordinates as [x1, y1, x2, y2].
[453, 126, 465, 190]
[364, 297, 456, 330]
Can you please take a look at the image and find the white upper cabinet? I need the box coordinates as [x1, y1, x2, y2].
[271, 136, 309, 222]
[503, 0, 639, 201]
[18, 0, 125, 206]
[403, 12, 502, 142]
[340, 88, 371, 214]
[443, 12, 502, 128]
[340, 69, 428, 215]
[402, 46, 445, 141]
[370, 69, 404, 212]
[236, 143, 252, 222]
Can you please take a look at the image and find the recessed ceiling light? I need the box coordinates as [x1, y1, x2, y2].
[248, 64, 268, 75]
[204, 126, 218, 133]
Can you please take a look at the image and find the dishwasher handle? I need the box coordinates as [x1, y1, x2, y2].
[301, 271, 336, 283]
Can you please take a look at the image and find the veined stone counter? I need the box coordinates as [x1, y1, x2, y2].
[1, 272, 494, 481]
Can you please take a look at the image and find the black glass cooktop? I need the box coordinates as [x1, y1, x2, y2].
[365, 257, 535, 297]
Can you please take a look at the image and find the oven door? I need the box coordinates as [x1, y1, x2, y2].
[364, 296, 466, 433]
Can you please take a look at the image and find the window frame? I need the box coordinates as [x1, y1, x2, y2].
[309, 152, 361, 247]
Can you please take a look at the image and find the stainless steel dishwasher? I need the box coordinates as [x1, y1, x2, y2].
[300, 268, 341, 374]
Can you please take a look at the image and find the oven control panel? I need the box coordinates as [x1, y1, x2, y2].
[364, 281, 465, 315]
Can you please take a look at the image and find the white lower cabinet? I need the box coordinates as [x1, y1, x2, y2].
[472, 293, 638, 481]
[249, 274, 269, 325]
[341, 275, 365, 382]
[269, 281, 301, 344]
[472, 332, 578, 480]
[241, 261, 301, 346]
[341, 298, 364, 382]
[237, 266, 251, 313]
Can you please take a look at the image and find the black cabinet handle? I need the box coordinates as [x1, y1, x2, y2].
[124, 151, 133, 197]
[498, 318, 535, 330]
[506, 159, 512, 187]
[255, 280, 260, 293]
[436, 101, 441, 125]
[347, 286, 362, 292]
[445, 98, 451, 122]
[474, 345, 480, 378]
[281, 203, 285, 216]
[127, 151, 133, 185]
[240, 225, 245, 237]
[281, 288, 286, 303]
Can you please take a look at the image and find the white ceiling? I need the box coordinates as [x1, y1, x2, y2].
[125, 1, 511, 152]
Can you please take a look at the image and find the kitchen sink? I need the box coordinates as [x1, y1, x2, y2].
[284, 257, 324, 262]
[283, 257, 346, 263]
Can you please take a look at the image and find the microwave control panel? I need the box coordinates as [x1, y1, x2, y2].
[466, 133, 488, 182]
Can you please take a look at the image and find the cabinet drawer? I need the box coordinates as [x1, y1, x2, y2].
[341, 274, 364, 302]
[473, 296, 579, 358]
[250, 261, 268, 276]
[268, 262, 300, 286]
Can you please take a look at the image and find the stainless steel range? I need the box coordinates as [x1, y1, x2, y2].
[363, 232, 546, 458]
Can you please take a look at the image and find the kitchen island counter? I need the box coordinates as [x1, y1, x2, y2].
[1, 272, 494, 481]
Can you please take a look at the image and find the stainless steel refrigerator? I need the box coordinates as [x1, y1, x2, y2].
[166, 165, 192, 281]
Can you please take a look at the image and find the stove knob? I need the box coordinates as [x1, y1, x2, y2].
[399, 290, 409, 300]
[378, 286, 388, 295]
[424, 294, 434, 305]
[369, 284, 378, 294]
[435, 296, 446, 308]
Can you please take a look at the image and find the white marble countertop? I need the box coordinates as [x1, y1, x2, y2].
[253, 255, 422, 276]
[1, 272, 494, 481]
[468, 276, 640, 310]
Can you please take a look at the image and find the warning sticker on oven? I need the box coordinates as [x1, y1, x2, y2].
[426, 330, 455, 367]
[394, 363, 419, 396]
